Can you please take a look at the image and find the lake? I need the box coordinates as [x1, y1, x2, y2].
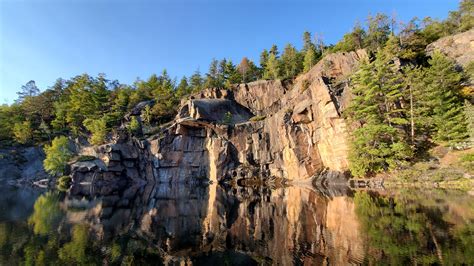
[0, 182, 472, 265]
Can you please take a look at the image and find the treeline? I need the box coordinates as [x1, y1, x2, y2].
[344, 1, 473, 177]
[0, 29, 325, 147]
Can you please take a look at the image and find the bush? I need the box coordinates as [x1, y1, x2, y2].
[460, 153, 474, 163]
[13, 121, 33, 144]
[57, 175, 72, 191]
[127, 116, 140, 134]
[222, 112, 233, 125]
[83, 117, 108, 145]
[249, 115, 266, 122]
[43, 136, 73, 176]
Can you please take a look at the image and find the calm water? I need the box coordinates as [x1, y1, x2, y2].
[0, 182, 473, 265]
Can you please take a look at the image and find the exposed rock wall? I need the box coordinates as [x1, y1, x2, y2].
[426, 28, 474, 67]
[69, 50, 368, 186]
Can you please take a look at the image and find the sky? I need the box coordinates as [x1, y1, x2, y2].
[0, 0, 460, 104]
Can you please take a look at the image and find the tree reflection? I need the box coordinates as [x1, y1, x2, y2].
[354, 191, 474, 265]
[28, 191, 63, 235]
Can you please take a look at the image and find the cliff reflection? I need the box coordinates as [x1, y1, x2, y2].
[63, 182, 365, 265]
[1, 183, 473, 265]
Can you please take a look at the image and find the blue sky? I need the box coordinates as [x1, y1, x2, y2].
[0, 0, 459, 104]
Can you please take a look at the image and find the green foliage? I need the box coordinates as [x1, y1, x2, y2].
[127, 116, 141, 134]
[141, 105, 152, 126]
[303, 48, 317, 73]
[43, 136, 73, 176]
[56, 175, 72, 191]
[13, 121, 33, 144]
[331, 23, 366, 53]
[83, 116, 108, 145]
[249, 115, 266, 122]
[222, 112, 233, 125]
[280, 44, 303, 79]
[58, 225, 94, 265]
[424, 52, 467, 146]
[28, 192, 63, 235]
[263, 52, 281, 80]
[354, 191, 474, 265]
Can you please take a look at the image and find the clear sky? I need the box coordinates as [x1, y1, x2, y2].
[0, 0, 459, 104]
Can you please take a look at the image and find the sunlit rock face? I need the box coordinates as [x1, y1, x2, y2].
[171, 49, 368, 182]
[426, 28, 474, 67]
[68, 50, 367, 187]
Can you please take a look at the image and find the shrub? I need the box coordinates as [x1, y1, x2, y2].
[222, 112, 233, 125]
[249, 115, 266, 122]
[57, 175, 72, 191]
[43, 136, 73, 176]
[127, 116, 140, 134]
[83, 117, 108, 145]
[13, 121, 33, 144]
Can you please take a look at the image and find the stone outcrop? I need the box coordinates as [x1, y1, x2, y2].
[426, 28, 474, 67]
[68, 50, 368, 187]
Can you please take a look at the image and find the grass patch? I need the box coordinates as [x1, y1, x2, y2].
[249, 115, 266, 122]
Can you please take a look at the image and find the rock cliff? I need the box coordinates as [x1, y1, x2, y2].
[70, 49, 367, 189]
[426, 28, 474, 67]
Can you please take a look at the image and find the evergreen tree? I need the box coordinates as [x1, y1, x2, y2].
[270, 44, 278, 57]
[189, 69, 204, 93]
[281, 44, 303, 78]
[346, 49, 413, 176]
[424, 51, 468, 145]
[260, 49, 269, 71]
[204, 59, 223, 88]
[83, 116, 108, 145]
[16, 80, 39, 103]
[176, 76, 191, 98]
[226, 60, 242, 85]
[263, 53, 281, 80]
[303, 48, 317, 73]
[332, 23, 366, 52]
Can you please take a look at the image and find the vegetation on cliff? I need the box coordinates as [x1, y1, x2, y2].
[0, 0, 472, 181]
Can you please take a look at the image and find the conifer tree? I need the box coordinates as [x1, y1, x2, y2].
[176, 76, 190, 98]
[189, 69, 204, 93]
[263, 53, 281, 80]
[303, 48, 317, 73]
[281, 44, 303, 78]
[424, 51, 468, 146]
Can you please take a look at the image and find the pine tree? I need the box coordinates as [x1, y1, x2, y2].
[16, 80, 40, 103]
[263, 53, 281, 80]
[281, 44, 303, 78]
[346, 48, 413, 177]
[303, 48, 317, 73]
[189, 69, 204, 93]
[260, 49, 269, 70]
[176, 76, 190, 98]
[424, 51, 468, 146]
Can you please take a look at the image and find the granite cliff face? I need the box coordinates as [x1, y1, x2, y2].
[426, 28, 474, 67]
[70, 49, 367, 190]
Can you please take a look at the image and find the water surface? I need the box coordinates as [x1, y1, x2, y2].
[0, 182, 473, 265]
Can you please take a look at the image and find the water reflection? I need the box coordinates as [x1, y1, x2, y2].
[0, 183, 473, 265]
